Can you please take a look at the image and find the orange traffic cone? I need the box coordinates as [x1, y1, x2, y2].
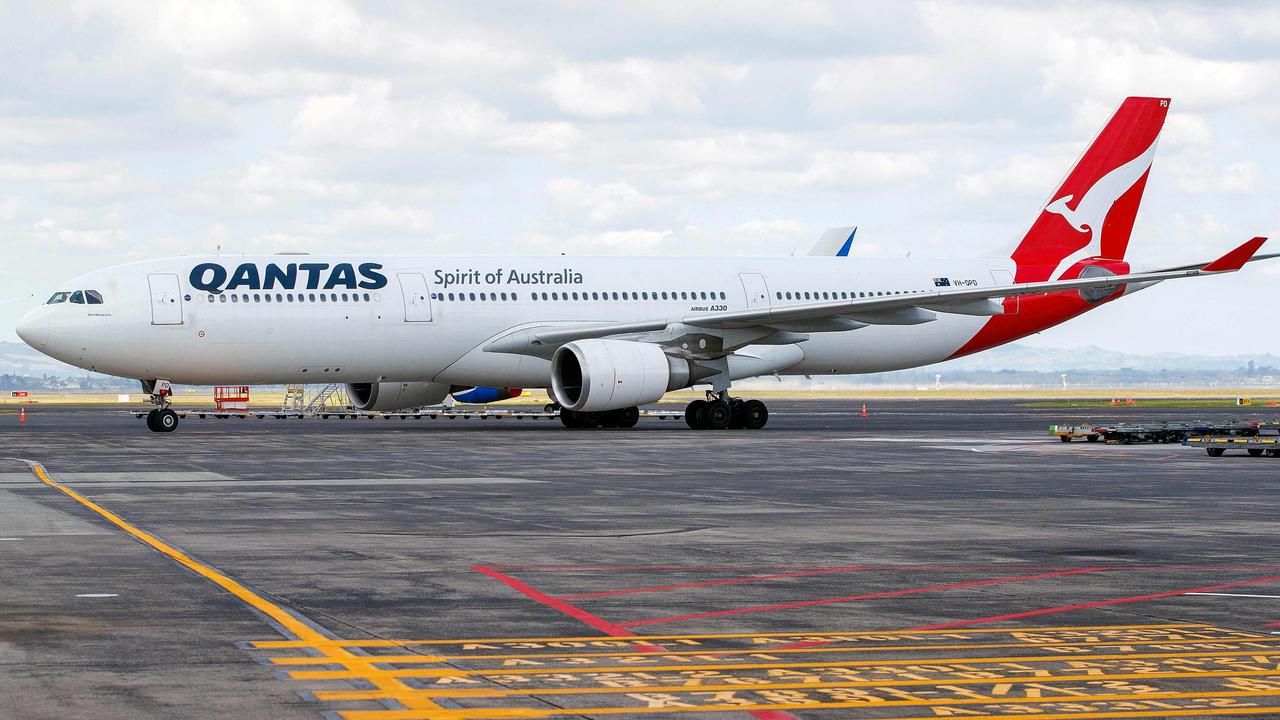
[1126, 397, 1135, 406]
[18, 407, 25, 423]
[860, 403, 868, 418]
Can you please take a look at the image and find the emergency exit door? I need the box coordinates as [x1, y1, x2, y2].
[148, 273, 184, 325]
[739, 272, 771, 308]
[399, 273, 433, 322]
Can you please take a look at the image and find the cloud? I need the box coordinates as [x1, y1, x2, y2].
[540, 58, 747, 119]
[1, 0, 1278, 355]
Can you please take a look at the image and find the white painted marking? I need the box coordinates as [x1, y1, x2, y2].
[1185, 592, 1280, 599]
[75, 593, 119, 598]
[0, 537, 21, 540]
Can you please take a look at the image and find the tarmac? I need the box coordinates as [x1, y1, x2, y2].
[3, 399, 1280, 720]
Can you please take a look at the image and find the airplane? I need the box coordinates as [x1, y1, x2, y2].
[14, 97, 1273, 433]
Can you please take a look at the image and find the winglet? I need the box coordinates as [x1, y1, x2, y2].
[1202, 236, 1268, 273]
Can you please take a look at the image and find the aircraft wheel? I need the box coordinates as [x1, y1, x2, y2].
[560, 409, 581, 429]
[1248, 448, 1264, 457]
[1206, 447, 1225, 457]
[156, 408, 179, 433]
[728, 399, 746, 429]
[145, 409, 161, 432]
[741, 400, 768, 430]
[611, 407, 640, 429]
[705, 400, 732, 430]
[1087, 435, 1099, 442]
[1059, 436, 1071, 442]
[685, 400, 708, 430]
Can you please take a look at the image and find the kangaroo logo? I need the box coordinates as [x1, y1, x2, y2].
[1044, 139, 1159, 280]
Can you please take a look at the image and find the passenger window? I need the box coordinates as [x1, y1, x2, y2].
[319, 294, 327, 302]
[276, 293, 283, 302]
[70, 291, 85, 304]
[309, 293, 317, 302]
[363, 293, 371, 301]
[264, 294, 272, 303]
[541, 292, 548, 300]
[231, 294, 239, 303]
[501, 292, 508, 301]
[642, 292, 649, 300]
[511, 292, 518, 300]
[341, 293, 349, 301]
[208, 295, 215, 303]
[86, 290, 104, 304]
[469, 293, 476, 301]
[220, 295, 228, 303]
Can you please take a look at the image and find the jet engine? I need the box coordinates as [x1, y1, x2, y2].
[551, 339, 703, 412]
[346, 381, 451, 411]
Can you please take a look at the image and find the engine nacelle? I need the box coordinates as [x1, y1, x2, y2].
[551, 339, 694, 412]
[346, 381, 451, 411]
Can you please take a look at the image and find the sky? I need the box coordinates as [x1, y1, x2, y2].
[0, 1, 1276, 354]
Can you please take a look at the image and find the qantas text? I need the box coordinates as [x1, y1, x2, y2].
[189, 262, 388, 293]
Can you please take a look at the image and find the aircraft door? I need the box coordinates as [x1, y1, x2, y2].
[399, 273, 433, 322]
[989, 269, 1019, 314]
[739, 272, 771, 308]
[148, 273, 184, 325]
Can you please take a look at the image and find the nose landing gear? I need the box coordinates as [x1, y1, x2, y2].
[142, 379, 179, 433]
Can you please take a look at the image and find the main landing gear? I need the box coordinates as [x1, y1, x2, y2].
[685, 391, 768, 430]
[560, 406, 640, 429]
[142, 379, 179, 433]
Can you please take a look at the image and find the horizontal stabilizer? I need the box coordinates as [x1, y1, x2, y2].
[1202, 236, 1267, 273]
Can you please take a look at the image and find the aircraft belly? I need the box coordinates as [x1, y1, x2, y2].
[788, 314, 986, 374]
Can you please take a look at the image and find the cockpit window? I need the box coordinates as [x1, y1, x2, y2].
[46, 292, 70, 304]
[69, 291, 85, 304]
[85, 290, 104, 304]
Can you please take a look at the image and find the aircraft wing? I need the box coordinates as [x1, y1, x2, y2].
[485, 237, 1267, 357]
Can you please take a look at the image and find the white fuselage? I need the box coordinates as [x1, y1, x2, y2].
[18, 254, 1015, 386]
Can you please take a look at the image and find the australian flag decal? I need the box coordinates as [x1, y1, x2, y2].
[933, 277, 951, 287]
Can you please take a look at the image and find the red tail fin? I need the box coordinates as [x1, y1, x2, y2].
[1010, 97, 1169, 282]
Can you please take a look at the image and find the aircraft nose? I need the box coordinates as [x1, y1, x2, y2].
[15, 308, 48, 349]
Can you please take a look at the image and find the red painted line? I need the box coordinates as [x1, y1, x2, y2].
[559, 566, 871, 599]
[907, 574, 1280, 631]
[619, 567, 1110, 628]
[472, 565, 634, 637]
[475, 566, 800, 720]
[1265, 622, 1280, 628]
